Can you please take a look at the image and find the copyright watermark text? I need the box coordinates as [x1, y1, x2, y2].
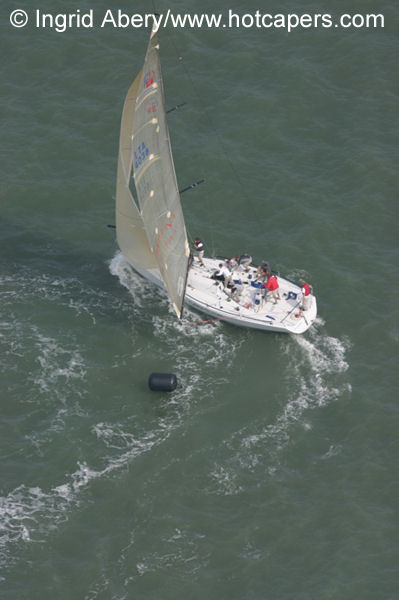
[9, 9, 385, 34]
[9, 9, 29, 28]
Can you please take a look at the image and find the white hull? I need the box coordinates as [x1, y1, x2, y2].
[136, 257, 317, 334]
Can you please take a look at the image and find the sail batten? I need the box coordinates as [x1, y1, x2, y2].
[116, 31, 189, 318]
[134, 156, 161, 183]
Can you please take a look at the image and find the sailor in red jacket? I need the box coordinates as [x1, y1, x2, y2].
[296, 279, 313, 317]
[264, 274, 280, 304]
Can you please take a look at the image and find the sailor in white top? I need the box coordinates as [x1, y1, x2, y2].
[213, 263, 232, 287]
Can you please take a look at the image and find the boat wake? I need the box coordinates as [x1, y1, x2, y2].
[0, 417, 180, 571]
[208, 319, 352, 493]
[110, 254, 352, 495]
[249, 322, 350, 455]
[285, 317, 351, 407]
[1, 256, 347, 569]
[0, 254, 244, 571]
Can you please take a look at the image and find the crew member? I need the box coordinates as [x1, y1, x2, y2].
[256, 260, 271, 282]
[193, 237, 204, 265]
[213, 263, 231, 287]
[296, 279, 313, 317]
[264, 274, 280, 304]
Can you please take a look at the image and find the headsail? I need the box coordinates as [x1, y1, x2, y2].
[116, 68, 157, 270]
[116, 30, 190, 318]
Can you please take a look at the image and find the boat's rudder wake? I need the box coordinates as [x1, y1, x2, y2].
[207, 319, 352, 491]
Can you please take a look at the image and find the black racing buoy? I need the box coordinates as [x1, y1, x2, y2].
[148, 372, 178, 392]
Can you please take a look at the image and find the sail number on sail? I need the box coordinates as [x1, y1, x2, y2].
[144, 70, 155, 88]
[134, 142, 150, 169]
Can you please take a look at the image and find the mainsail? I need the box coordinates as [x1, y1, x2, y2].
[116, 30, 190, 318]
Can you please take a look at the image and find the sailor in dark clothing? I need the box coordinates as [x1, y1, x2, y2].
[256, 260, 271, 282]
[193, 237, 204, 265]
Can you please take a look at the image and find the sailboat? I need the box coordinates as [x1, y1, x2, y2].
[115, 30, 317, 334]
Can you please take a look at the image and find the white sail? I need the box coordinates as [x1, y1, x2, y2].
[116, 68, 157, 270]
[116, 30, 190, 318]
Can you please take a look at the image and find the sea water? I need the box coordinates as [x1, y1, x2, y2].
[1, 0, 398, 598]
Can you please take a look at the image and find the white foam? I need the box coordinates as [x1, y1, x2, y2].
[109, 252, 163, 311]
[214, 325, 352, 481]
[287, 322, 351, 400]
[92, 422, 163, 457]
[29, 330, 87, 403]
[1, 270, 120, 330]
[84, 576, 111, 600]
[320, 444, 343, 460]
[1, 255, 245, 570]
[0, 422, 165, 569]
[294, 327, 350, 376]
[109, 253, 241, 357]
[134, 527, 203, 578]
[208, 464, 243, 496]
[0, 484, 70, 568]
[2, 274, 248, 565]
